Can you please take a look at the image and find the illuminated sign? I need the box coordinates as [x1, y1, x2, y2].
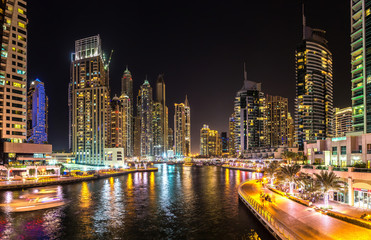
[332, 137, 346, 142]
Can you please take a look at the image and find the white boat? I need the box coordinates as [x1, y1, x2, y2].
[1, 195, 65, 212]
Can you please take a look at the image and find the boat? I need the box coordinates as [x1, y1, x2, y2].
[183, 162, 194, 167]
[166, 161, 175, 165]
[1, 194, 65, 212]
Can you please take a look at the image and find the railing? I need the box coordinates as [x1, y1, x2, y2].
[353, 168, 371, 173]
[238, 182, 304, 240]
[333, 167, 348, 172]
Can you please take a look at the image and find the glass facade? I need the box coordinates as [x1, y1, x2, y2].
[354, 188, 371, 209]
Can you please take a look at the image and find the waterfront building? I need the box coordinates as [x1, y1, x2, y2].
[351, 0, 371, 133]
[103, 147, 125, 168]
[138, 80, 153, 158]
[287, 112, 295, 147]
[334, 107, 353, 138]
[228, 113, 236, 156]
[120, 93, 133, 157]
[233, 65, 266, 156]
[0, 0, 28, 144]
[110, 95, 124, 148]
[266, 95, 288, 147]
[153, 74, 168, 157]
[27, 79, 48, 144]
[133, 115, 141, 157]
[168, 127, 174, 151]
[221, 132, 228, 154]
[200, 124, 220, 157]
[295, 12, 333, 150]
[69, 35, 111, 165]
[174, 96, 191, 157]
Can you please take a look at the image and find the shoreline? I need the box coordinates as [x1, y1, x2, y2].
[221, 165, 263, 172]
[0, 168, 158, 191]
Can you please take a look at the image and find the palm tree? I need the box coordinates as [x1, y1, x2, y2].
[281, 151, 297, 164]
[264, 161, 280, 185]
[296, 173, 319, 200]
[279, 164, 301, 194]
[314, 171, 342, 208]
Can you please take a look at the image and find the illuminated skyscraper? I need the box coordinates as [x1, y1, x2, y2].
[228, 113, 236, 156]
[221, 132, 228, 154]
[200, 124, 220, 157]
[133, 116, 141, 157]
[351, 1, 371, 133]
[120, 93, 133, 157]
[121, 66, 133, 100]
[266, 94, 288, 147]
[287, 112, 295, 147]
[27, 79, 48, 144]
[153, 74, 168, 157]
[174, 96, 191, 157]
[69, 35, 111, 165]
[0, 0, 27, 143]
[295, 9, 333, 150]
[334, 107, 353, 137]
[233, 65, 265, 156]
[168, 127, 174, 151]
[138, 79, 153, 157]
[110, 95, 124, 148]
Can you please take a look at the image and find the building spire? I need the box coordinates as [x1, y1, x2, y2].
[185, 95, 189, 106]
[302, 3, 306, 39]
[243, 62, 247, 82]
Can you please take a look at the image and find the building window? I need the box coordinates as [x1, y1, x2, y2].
[332, 146, 337, 155]
[341, 146, 346, 155]
[367, 144, 371, 154]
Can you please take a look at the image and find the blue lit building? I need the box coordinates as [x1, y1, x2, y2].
[27, 79, 48, 144]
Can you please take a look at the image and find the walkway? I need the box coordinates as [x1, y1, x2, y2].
[240, 181, 371, 240]
[313, 199, 371, 219]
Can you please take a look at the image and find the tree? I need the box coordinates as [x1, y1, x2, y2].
[279, 164, 301, 194]
[264, 161, 280, 185]
[296, 172, 319, 200]
[314, 171, 342, 208]
[281, 151, 297, 164]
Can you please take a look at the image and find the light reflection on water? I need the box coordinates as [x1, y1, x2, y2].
[0, 165, 272, 240]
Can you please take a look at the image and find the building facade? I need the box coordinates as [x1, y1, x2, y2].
[174, 96, 191, 157]
[221, 132, 228, 154]
[228, 113, 236, 156]
[138, 80, 153, 158]
[200, 124, 221, 157]
[69, 35, 111, 165]
[334, 107, 353, 137]
[120, 93, 132, 157]
[110, 95, 123, 148]
[265, 94, 288, 147]
[295, 15, 333, 150]
[27, 79, 48, 144]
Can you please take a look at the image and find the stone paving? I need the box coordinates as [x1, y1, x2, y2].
[240, 181, 371, 240]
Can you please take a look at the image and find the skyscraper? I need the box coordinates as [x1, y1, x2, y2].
[295, 9, 333, 150]
[287, 112, 295, 147]
[266, 94, 288, 147]
[334, 107, 353, 138]
[0, 0, 27, 143]
[121, 66, 133, 100]
[27, 79, 48, 144]
[133, 116, 141, 157]
[233, 65, 265, 156]
[110, 95, 124, 148]
[138, 79, 153, 158]
[200, 124, 220, 157]
[120, 93, 133, 157]
[221, 132, 228, 154]
[153, 74, 168, 157]
[69, 35, 111, 165]
[174, 96, 191, 157]
[351, 1, 370, 133]
[228, 114, 236, 156]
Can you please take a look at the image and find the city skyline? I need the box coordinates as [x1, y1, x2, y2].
[27, 1, 350, 153]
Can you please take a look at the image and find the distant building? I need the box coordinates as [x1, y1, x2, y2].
[168, 127, 174, 151]
[333, 107, 352, 137]
[266, 94, 288, 147]
[69, 35, 110, 165]
[174, 96, 191, 156]
[228, 113, 236, 156]
[138, 79, 153, 157]
[200, 124, 220, 157]
[295, 11, 333, 150]
[120, 94, 133, 157]
[287, 112, 295, 147]
[110, 96, 124, 148]
[153, 74, 168, 157]
[121, 66, 133, 101]
[234, 64, 265, 156]
[133, 116, 141, 157]
[221, 132, 228, 154]
[27, 79, 48, 144]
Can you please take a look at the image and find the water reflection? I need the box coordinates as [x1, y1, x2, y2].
[0, 165, 271, 240]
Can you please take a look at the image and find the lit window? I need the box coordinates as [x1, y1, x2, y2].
[367, 9, 371, 16]
[12, 82, 22, 88]
[18, 8, 24, 14]
[18, 22, 25, 28]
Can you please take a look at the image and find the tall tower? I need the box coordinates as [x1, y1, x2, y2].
[110, 95, 124, 148]
[121, 66, 133, 101]
[333, 107, 353, 137]
[120, 93, 133, 157]
[69, 35, 111, 165]
[27, 79, 48, 144]
[295, 7, 333, 150]
[265, 95, 288, 147]
[153, 74, 168, 157]
[228, 113, 236, 156]
[174, 96, 191, 157]
[234, 64, 265, 156]
[0, 0, 27, 144]
[351, 0, 370, 133]
[138, 79, 153, 158]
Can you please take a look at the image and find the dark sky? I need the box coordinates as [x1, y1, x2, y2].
[27, 1, 350, 153]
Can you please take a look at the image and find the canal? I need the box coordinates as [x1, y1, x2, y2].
[0, 164, 273, 239]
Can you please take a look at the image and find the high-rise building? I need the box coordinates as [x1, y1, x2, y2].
[174, 96, 191, 157]
[200, 124, 220, 157]
[334, 107, 353, 137]
[287, 112, 295, 147]
[110, 95, 123, 148]
[168, 127, 174, 151]
[0, 0, 27, 143]
[295, 10, 333, 150]
[69, 35, 111, 165]
[266, 94, 288, 147]
[351, 1, 371, 133]
[121, 66, 133, 100]
[234, 65, 266, 156]
[133, 116, 141, 157]
[120, 93, 133, 157]
[152, 74, 168, 157]
[228, 113, 236, 156]
[138, 79, 153, 158]
[221, 132, 228, 154]
[27, 79, 48, 144]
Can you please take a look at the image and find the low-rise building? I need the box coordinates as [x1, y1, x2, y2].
[103, 148, 126, 168]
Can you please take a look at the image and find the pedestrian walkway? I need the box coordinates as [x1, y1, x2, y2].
[313, 199, 371, 219]
[240, 180, 371, 240]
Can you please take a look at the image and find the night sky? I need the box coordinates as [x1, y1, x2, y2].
[27, 1, 350, 153]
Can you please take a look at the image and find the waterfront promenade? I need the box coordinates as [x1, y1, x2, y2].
[239, 180, 371, 240]
[0, 168, 158, 190]
[222, 165, 263, 172]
